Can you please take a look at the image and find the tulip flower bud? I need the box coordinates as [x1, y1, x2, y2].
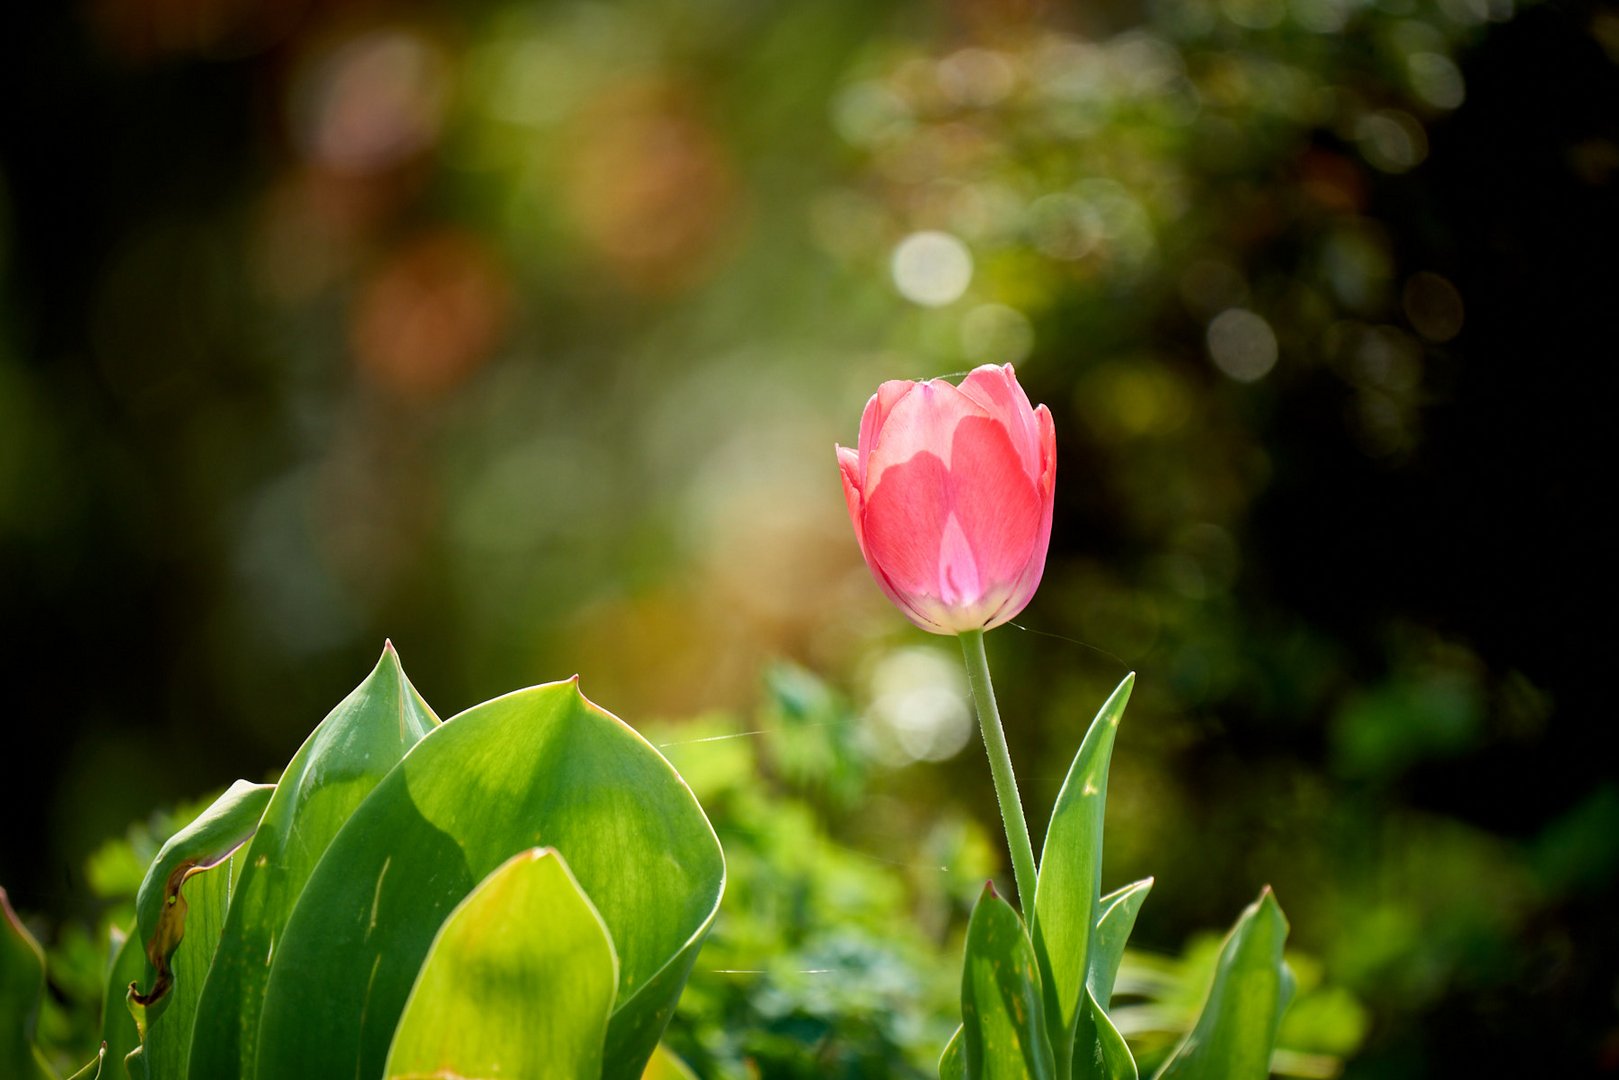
[837, 363, 1055, 635]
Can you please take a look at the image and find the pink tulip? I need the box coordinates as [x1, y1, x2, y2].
[837, 363, 1056, 635]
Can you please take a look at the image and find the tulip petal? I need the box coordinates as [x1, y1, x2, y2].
[957, 364, 1042, 480]
[951, 416, 1043, 598]
[836, 445, 864, 545]
[863, 449, 952, 605]
[983, 405, 1055, 628]
[864, 379, 988, 494]
[938, 514, 983, 609]
[1034, 402, 1056, 496]
[842, 443, 940, 629]
[858, 380, 919, 486]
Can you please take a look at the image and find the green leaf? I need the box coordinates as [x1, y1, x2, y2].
[949, 877, 1152, 1080]
[98, 928, 143, 1080]
[1, 888, 56, 1080]
[640, 1044, 699, 1080]
[382, 848, 616, 1080]
[127, 779, 274, 1015]
[188, 642, 437, 1080]
[1069, 879, 1153, 1080]
[961, 882, 1055, 1080]
[256, 679, 724, 1080]
[940, 1026, 965, 1080]
[1031, 673, 1134, 1080]
[1072, 985, 1137, 1080]
[133, 856, 234, 1080]
[1092, 878, 1152, 1007]
[1154, 888, 1295, 1080]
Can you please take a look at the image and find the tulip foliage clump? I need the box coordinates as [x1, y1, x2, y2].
[839, 365, 1295, 1080]
[3, 645, 723, 1080]
[939, 676, 1293, 1080]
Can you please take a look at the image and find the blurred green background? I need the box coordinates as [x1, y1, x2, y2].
[1, 0, 1615, 1074]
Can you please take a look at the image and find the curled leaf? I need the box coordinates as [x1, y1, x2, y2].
[128, 780, 273, 1009]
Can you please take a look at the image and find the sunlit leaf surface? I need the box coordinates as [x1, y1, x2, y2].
[188, 643, 436, 1080]
[135, 858, 232, 1080]
[1031, 674, 1134, 1078]
[128, 780, 273, 1013]
[961, 883, 1055, 1080]
[383, 848, 617, 1080]
[256, 679, 723, 1080]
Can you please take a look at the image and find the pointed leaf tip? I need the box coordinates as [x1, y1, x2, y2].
[254, 678, 724, 1080]
[1030, 673, 1135, 1074]
[961, 883, 1055, 1079]
[1254, 886, 1289, 930]
[382, 846, 617, 1080]
[375, 639, 405, 678]
[1154, 885, 1293, 1080]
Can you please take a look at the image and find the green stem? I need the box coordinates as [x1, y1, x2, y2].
[959, 628, 1039, 919]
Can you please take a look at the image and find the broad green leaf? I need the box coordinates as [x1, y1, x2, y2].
[127, 780, 273, 1016]
[1154, 888, 1295, 1080]
[940, 1026, 965, 1080]
[1, 888, 55, 1080]
[134, 854, 241, 1080]
[132, 857, 233, 1080]
[1031, 673, 1134, 1080]
[189, 642, 437, 1080]
[256, 679, 724, 1080]
[99, 928, 143, 1079]
[383, 848, 616, 1080]
[961, 883, 1055, 1080]
[640, 1044, 699, 1080]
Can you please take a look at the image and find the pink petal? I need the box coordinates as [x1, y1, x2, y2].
[937, 514, 983, 608]
[983, 405, 1056, 628]
[949, 415, 1043, 594]
[836, 445, 864, 546]
[862, 449, 952, 605]
[843, 443, 932, 626]
[1034, 402, 1056, 495]
[857, 380, 917, 487]
[956, 364, 1041, 481]
[982, 494, 1052, 628]
[864, 379, 988, 494]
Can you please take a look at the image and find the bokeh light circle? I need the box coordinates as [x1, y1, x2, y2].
[890, 230, 973, 307]
[1207, 308, 1279, 382]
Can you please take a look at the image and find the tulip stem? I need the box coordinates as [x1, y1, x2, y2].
[959, 628, 1039, 919]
